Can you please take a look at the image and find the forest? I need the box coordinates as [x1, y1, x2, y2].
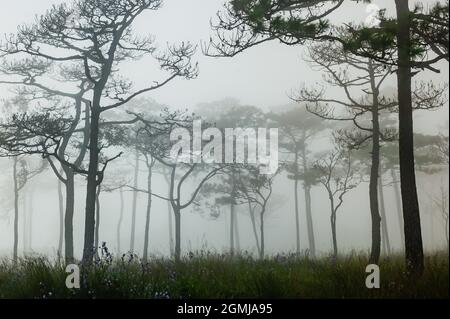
[0, 0, 448, 299]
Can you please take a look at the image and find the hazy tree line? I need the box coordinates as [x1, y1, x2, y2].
[0, 0, 447, 278]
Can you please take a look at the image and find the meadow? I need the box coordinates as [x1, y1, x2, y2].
[0, 251, 447, 299]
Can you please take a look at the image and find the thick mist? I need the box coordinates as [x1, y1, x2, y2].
[0, 0, 448, 262]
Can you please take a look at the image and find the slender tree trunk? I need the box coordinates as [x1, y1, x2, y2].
[164, 174, 174, 257]
[248, 201, 261, 255]
[301, 146, 316, 257]
[391, 168, 405, 250]
[230, 202, 235, 256]
[117, 187, 124, 255]
[22, 191, 27, 254]
[378, 169, 391, 255]
[259, 208, 265, 259]
[27, 189, 33, 252]
[143, 161, 153, 262]
[174, 206, 181, 261]
[81, 105, 100, 265]
[130, 149, 139, 252]
[368, 60, 382, 264]
[57, 179, 64, 258]
[167, 196, 174, 257]
[395, 0, 424, 276]
[445, 216, 449, 250]
[304, 185, 315, 257]
[13, 157, 19, 263]
[234, 209, 240, 252]
[331, 212, 338, 259]
[294, 153, 301, 255]
[94, 185, 101, 259]
[65, 171, 75, 263]
[328, 193, 338, 260]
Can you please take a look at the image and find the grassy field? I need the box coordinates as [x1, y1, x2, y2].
[0, 251, 448, 299]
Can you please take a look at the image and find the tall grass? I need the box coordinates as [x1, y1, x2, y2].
[0, 251, 447, 299]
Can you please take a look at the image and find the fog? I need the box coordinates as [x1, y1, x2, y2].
[0, 0, 448, 261]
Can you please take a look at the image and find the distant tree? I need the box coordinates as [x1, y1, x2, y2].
[96, 169, 128, 256]
[272, 106, 328, 257]
[11, 156, 46, 262]
[378, 132, 449, 251]
[162, 167, 175, 256]
[127, 128, 158, 261]
[129, 147, 140, 254]
[194, 102, 267, 256]
[120, 98, 164, 255]
[432, 180, 449, 250]
[313, 142, 361, 259]
[196, 166, 240, 256]
[128, 110, 224, 261]
[235, 166, 279, 259]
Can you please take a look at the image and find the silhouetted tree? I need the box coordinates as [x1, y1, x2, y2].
[299, 37, 445, 263]
[204, 0, 345, 57]
[313, 142, 361, 259]
[342, 0, 449, 275]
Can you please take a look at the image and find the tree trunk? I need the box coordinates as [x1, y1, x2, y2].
[230, 202, 235, 256]
[143, 162, 153, 262]
[13, 157, 19, 263]
[22, 191, 27, 254]
[94, 185, 101, 260]
[164, 174, 174, 257]
[130, 149, 139, 252]
[391, 168, 405, 250]
[234, 209, 240, 252]
[248, 201, 261, 255]
[27, 189, 33, 252]
[294, 153, 301, 255]
[368, 59, 382, 264]
[378, 169, 391, 255]
[57, 179, 64, 258]
[259, 208, 265, 259]
[174, 206, 181, 261]
[445, 215, 449, 251]
[304, 185, 315, 257]
[395, 0, 424, 276]
[81, 106, 100, 265]
[65, 171, 75, 263]
[328, 193, 338, 260]
[301, 146, 316, 257]
[331, 212, 338, 260]
[167, 195, 174, 257]
[55, 96, 86, 263]
[117, 187, 124, 255]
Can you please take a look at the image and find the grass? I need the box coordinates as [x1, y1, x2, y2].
[0, 251, 447, 299]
